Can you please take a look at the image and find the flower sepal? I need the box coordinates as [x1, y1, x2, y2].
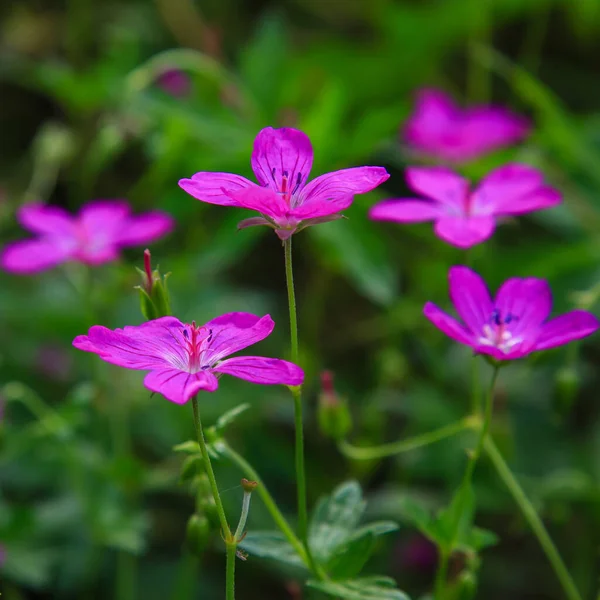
[186, 513, 211, 555]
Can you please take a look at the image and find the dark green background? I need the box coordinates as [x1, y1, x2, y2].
[1, 0, 600, 598]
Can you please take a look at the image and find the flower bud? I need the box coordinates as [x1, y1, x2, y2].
[195, 473, 219, 523]
[136, 249, 171, 320]
[186, 513, 211, 555]
[317, 371, 352, 441]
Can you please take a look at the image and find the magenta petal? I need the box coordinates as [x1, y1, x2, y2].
[251, 127, 313, 192]
[203, 313, 275, 363]
[369, 199, 443, 223]
[494, 277, 551, 337]
[405, 167, 469, 209]
[79, 200, 131, 230]
[144, 369, 219, 404]
[225, 186, 287, 220]
[117, 212, 175, 246]
[296, 166, 389, 218]
[492, 186, 561, 216]
[1, 239, 74, 273]
[404, 89, 457, 148]
[179, 172, 258, 207]
[291, 194, 353, 221]
[18, 203, 74, 236]
[463, 107, 530, 154]
[434, 216, 495, 248]
[73, 317, 186, 370]
[423, 302, 474, 346]
[535, 310, 600, 351]
[448, 266, 493, 333]
[212, 356, 304, 386]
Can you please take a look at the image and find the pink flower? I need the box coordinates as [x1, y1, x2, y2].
[404, 88, 530, 163]
[179, 127, 389, 240]
[157, 69, 192, 98]
[424, 266, 599, 361]
[73, 313, 304, 404]
[1, 201, 174, 274]
[369, 164, 561, 248]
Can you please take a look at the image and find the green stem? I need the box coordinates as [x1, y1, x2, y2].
[191, 396, 231, 539]
[221, 443, 306, 560]
[434, 366, 499, 599]
[283, 238, 309, 547]
[225, 543, 236, 600]
[467, 0, 491, 102]
[338, 418, 475, 461]
[484, 437, 582, 600]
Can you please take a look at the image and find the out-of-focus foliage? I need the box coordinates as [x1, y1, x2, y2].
[2, 0, 600, 599]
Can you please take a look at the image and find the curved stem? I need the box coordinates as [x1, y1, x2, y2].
[225, 543, 236, 600]
[191, 396, 231, 539]
[221, 443, 307, 562]
[338, 418, 475, 461]
[283, 239, 309, 546]
[485, 437, 582, 600]
[434, 366, 499, 599]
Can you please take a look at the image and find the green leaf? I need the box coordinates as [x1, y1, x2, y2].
[215, 403, 251, 432]
[309, 481, 366, 563]
[393, 496, 436, 537]
[172, 440, 201, 454]
[350, 521, 399, 540]
[309, 213, 398, 307]
[326, 533, 375, 580]
[433, 483, 475, 551]
[307, 577, 411, 600]
[238, 531, 304, 568]
[460, 526, 499, 553]
[239, 13, 288, 119]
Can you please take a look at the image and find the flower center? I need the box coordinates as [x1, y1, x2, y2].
[478, 309, 521, 353]
[181, 322, 213, 373]
[271, 168, 303, 207]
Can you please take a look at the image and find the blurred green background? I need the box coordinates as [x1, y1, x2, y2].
[2, 0, 600, 598]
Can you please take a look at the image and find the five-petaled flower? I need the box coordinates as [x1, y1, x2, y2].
[369, 163, 561, 248]
[404, 88, 530, 163]
[73, 312, 304, 404]
[1, 201, 174, 274]
[424, 266, 599, 361]
[179, 127, 389, 240]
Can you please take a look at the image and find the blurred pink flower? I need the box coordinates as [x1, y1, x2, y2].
[157, 69, 192, 98]
[404, 88, 530, 163]
[1, 201, 174, 274]
[425, 266, 599, 361]
[369, 163, 561, 248]
[36, 344, 73, 381]
[179, 127, 389, 239]
[399, 535, 438, 572]
[73, 313, 304, 404]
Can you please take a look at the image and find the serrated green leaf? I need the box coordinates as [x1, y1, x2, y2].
[238, 531, 304, 568]
[309, 481, 365, 563]
[307, 577, 411, 600]
[215, 403, 251, 432]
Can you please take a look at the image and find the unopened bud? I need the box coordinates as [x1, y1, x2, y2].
[135, 249, 171, 320]
[317, 371, 352, 441]
[186, 513, 211, 555]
